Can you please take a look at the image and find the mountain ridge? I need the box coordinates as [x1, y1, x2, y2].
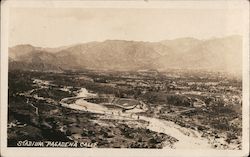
[9, 35, 242, 75]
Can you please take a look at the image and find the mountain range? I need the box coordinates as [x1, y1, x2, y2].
[8, 35, 242, 74]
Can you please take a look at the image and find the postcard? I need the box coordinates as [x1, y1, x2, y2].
[1, 0, 249, 157]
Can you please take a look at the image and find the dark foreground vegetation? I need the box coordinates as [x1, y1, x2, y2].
[8, 69, 242, 149]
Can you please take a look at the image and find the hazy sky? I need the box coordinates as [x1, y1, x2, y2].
[9, 7, 246, 47]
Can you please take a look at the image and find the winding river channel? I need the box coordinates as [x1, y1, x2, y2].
[19, 79, 216, 149]
[16, 78, 239, 149]
[16, 79, 237, 149]
[60, 87, 213, 149]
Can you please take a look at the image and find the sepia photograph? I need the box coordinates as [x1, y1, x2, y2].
[1, 0, 249, 157]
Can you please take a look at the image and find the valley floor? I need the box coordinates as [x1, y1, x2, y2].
[8, 70, 242, 149]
